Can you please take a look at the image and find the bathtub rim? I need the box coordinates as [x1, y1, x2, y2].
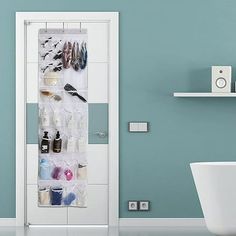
[190, 162, 236, 167]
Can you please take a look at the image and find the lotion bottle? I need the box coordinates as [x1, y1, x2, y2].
[53, 131, 62, 153]
[41, 131, 50, 153]
[41, 108, 50, 127]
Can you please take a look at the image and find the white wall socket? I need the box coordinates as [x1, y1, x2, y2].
[128, 201, 138, 211]
[139, 201, 150, 211]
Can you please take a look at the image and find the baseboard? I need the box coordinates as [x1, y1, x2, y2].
[0, 218, 205, 227]
[0, 218, 16, 226]
[119, 218, 205, 227]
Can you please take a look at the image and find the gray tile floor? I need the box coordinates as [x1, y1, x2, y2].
[0, 227, 213, 236]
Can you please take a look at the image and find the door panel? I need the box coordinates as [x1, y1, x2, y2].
[27, 144, 38, 184]
[88, 63, 108, 103]
[87, 144, 108, 184]
[27, 185, 67, 225]
[67, 185, 108, 224]
[27, 63, 38, 103]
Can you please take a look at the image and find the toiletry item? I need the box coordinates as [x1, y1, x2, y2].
[77, 187, 87, 207]
[78, 137, 86, 153]
[40, 108, 50, 127]
[64, 169, 73, 181]
[53, 62, 63, 72]
[53, 40, 62, 49]
[40, 90, 62, 102]
[67, 137, 76, 153]
[40, 90, 54, 97]
[78, 116, 86, 130]
[67, 113, 77, 130]
[53, 111, 62, 127]
[51, 95, 62, 102]
[53, 131, 62, 153]
[41, 131, 50, 153]
[51, 187, 63, 205]
[51, 167, 63, 180]
[41, 37, 52, 48]
[44, 71, 59, 86]
[39, 158, 51, 180]
[63, 192, 76, 206]
[64, 83, 87, 103]
[78, 164, 87, 180]
[41, 63, 53, 73]
[53, 50, 62, 60]
[41, 49, 53, 60]
[38, 187, 50, 205]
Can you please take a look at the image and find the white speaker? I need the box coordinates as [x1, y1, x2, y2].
[212, 66, 231, 93]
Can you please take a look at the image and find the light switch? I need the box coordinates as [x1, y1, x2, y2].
[139, 123, 148, 132]
[129, 122, 139, 132]
[128, 122, 149, 132]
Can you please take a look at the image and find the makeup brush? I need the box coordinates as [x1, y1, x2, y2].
[64, 83, 87, 103]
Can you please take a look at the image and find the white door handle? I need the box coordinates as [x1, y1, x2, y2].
[95, 131, 107, 138]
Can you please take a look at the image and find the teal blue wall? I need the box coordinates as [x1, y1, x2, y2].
[2, 0, 236, 218]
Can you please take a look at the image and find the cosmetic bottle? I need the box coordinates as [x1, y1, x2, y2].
[78, 137, 86, 153]
[67, 137, 76, 153]
[41, 108, 50, 127]
[41, 131, 50, 153]
[53, 111, 62, 127]
[78, 116, 86, 130]
[53, 131, 62, 153]
[67, 113, 77, 130]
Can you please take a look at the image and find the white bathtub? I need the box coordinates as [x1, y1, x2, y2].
[191, 162, 236, 236]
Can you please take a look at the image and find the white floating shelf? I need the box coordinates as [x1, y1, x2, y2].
[174, 92, 236, 97]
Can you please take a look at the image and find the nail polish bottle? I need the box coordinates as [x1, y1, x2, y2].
[53, 131, 62, 153]
[41, 131, 50, 153]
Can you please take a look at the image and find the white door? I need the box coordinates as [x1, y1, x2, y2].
[17, 13, 119, 226]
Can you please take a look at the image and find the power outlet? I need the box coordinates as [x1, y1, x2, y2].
[128, 201, 138, 211]
[139, 201, 150, 211]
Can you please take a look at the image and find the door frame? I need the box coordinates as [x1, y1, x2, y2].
[16, 12, 119, 226]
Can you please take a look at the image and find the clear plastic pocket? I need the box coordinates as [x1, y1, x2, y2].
[38, 187, 50, 206]
[38, 182, 87, 207]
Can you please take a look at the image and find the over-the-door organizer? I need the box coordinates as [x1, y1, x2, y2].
[38, 28, 88, 207]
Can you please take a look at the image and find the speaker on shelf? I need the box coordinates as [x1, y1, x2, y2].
[212, 66, 231, 93]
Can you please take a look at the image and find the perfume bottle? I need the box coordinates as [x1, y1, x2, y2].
[53, 131, 62, 153]
[41, 131, 50, 153]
